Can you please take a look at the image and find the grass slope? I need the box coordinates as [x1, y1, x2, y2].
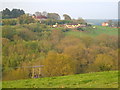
[65, 26, 118, 38]
[2, 71, 118, 88]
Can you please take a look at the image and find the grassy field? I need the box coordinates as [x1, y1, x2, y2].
[65, 26, 118, 38]
[2, 71, 118, 88]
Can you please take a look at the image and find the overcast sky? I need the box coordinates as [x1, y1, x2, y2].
[0, 0, 119, 19]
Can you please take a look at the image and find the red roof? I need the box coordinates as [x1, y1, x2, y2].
[36, 16, 47, 19]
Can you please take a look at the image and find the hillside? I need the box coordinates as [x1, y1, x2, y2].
[65, 26, 118, 38]
[85, 19, 118, 25]
[2, 71, 118, 88]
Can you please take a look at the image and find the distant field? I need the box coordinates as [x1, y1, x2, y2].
[65, 26, 118, 38]
[2, 71, 118, 88]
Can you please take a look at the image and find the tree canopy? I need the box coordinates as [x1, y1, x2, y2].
[1, 8, 25, 19]
[63, 14, 71, 20]
[47, 13, 61, 20]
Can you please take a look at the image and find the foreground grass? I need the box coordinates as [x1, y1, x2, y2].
[2, 71, 118, 88]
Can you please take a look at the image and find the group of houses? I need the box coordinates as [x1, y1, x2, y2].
[64, 23, 86, 28]
[32, 14, 120, 29]
[102, 22, 109, 26]
[101, 21, 119, 28]
[52, 23, 86, 29]
[31, 14, 87, 29]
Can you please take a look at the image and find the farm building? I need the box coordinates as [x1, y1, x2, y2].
[65, 24, 86, 28]
[102, 22, 109, 26]
[52, 23, 58, 28]
[32, 14, 47, 20]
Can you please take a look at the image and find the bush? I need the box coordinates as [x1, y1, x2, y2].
[18, 14, 35, 24]
[17, 28, 36, 41]
[2, 19, 17, 25]
[77, 28, 84, 31]
[2, 26, 16, 40]
[62, 28, 71, 32]
[42, 52, 76, 77]
[3, 68, 30, 81]
[64, 43, 87, 73]
[89, 54, 114, 72]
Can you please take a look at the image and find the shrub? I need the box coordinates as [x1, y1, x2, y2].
[3, 68, 30, 81]
[2, 26, 16, 40]
[2, 19, 17, 25]
[42, 52, 76, 77]
[89, 54, 114, 72]
[18, 14, 35, 24]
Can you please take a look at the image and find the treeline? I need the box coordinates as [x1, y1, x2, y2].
[2, 15, 87, 26]
[2, 14, 35, 25]
[1, 8, 25, 19]
[1, 8, 87, 26]
[2, 23, 118, 80]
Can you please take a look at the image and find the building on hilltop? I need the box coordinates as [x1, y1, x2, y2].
[65, 23, 86, 28]
[102, 22, 109, 26]
[32, 14, 47, 20]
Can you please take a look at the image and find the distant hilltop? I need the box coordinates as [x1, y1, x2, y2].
[85, 19, 118, 26]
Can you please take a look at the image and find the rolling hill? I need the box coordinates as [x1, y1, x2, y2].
[65, 26, 118, 38]
[2, 71, 118, 88]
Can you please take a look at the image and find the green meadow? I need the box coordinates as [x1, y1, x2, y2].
[65, 26, 118, 37]
[2, 71, 118, 88]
